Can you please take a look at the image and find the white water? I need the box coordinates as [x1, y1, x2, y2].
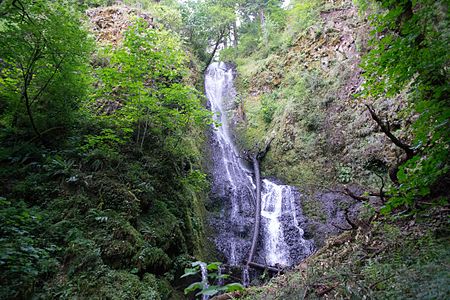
[199, 262, 209, 300]
[261, 180, 290, 266]
[242, 266, 250, 287]
[217, 265, 224, 287]
[206, 62, 312, 268]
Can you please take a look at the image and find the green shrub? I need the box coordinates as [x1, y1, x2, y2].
[136, 245, 172, 274]
[0, 198, 59, 299]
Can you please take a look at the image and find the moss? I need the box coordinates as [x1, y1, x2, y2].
[135, 246, 172, 274]
[62, 269, 161, 300]
[90, 211, 144, 269]
[64, 235, 103, 276]
[137, 200, 186, 253]
[182, 191, 207, 258]
[46, 194, 96, 222]
[90, 176, 142, 221]
[241, 210, 450, 299]
[301, 197, 327, 223]
[143, 273, 173, 299]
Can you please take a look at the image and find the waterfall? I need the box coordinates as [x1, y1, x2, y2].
[261, 180, 290, 266]
[242, 266, 250, 287]
[205, 62, 313, 271]
[217, 265, 224, 287]
[199, 262, 209, 300]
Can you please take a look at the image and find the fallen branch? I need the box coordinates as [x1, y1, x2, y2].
[248, 261, 283, 273]
[203, 29, 226, 74]
[332, 223, 353, 231]
[245, 138, 274, 266]
[344, 208, 358, 230]
[374, 173, 386, 203]
[343, 187, 369, 202]
[211, 291, 242, 300]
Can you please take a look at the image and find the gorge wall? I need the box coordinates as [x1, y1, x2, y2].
[225, 0, 411, 246]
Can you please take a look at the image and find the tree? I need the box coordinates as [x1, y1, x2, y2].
[181, 0, 237, 67]
[0, 0, 93, 139]
[93, 19, 211, 153]
[359, 0, 449, 212]
[238, 0, 284, 47]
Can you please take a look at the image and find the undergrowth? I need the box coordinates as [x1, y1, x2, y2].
[241, 208, 450, 299]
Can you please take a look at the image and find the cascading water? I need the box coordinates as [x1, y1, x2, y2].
[206, 62, 313, 271]
[217, 265, 224, 287]
[206, 62, 255, 266]
[242, 266, 250, 287]
[199, 262, 209, 300]
[260, 180, 290, 266]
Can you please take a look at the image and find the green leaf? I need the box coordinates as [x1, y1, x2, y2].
[224, 283, 245, 292]
[181, 267, 199, 278]
[191, 261, 204, 267]
[207, 261, 222, 271]
[184, 282, 203, 294]
[196, 286, 220, 297]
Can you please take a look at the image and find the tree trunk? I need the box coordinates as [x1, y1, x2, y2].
[21, 68, 41, 138]
[247, 154, 261, 266]
[232, 21, 238, 48]
[259, 8, 268, 47]
[203, 29, 225, 73]
[24, 93, 40, 138]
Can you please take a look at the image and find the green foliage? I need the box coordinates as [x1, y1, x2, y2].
[358, 0, 449, 212]
[0, 0, 93, 137]
[242, 213, 450, 299]
[0, 198, 59, 299]
[282, 0, 321, 45]
[181, 0, 237, 65]
[93, 18, 211, 153]
[0, 2, 211, 299]
[220, 0, 321, 61]
[337, 163, 353, 184]
[260, 93, 278, 124]
[182, 261, 244, 298]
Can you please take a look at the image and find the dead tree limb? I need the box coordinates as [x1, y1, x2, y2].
[248, 261, 283, 273]
[256, 137, 274, 160]
[374, 173, 386, 203]
[332, 208, 357, 231]
[365, 104, 414, 158]
[247, 153, 261, 266]
[332, 223, 353, 231]
[245, 138, 274, 266]
[343, 187, 369, 202]
[344, 208, 358, 230]
[365, 104, 417, 184]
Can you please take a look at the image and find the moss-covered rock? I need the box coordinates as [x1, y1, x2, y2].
[90, 176, 142, 221]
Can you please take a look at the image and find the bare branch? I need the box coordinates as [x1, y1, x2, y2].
[365, 104, 414, 158]
[343, 187, 369, 202]
[345, 209, 358, 230]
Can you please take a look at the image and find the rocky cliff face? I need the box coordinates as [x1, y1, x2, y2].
[86, 6, 154, 46]
[232, 0, 412, 246]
